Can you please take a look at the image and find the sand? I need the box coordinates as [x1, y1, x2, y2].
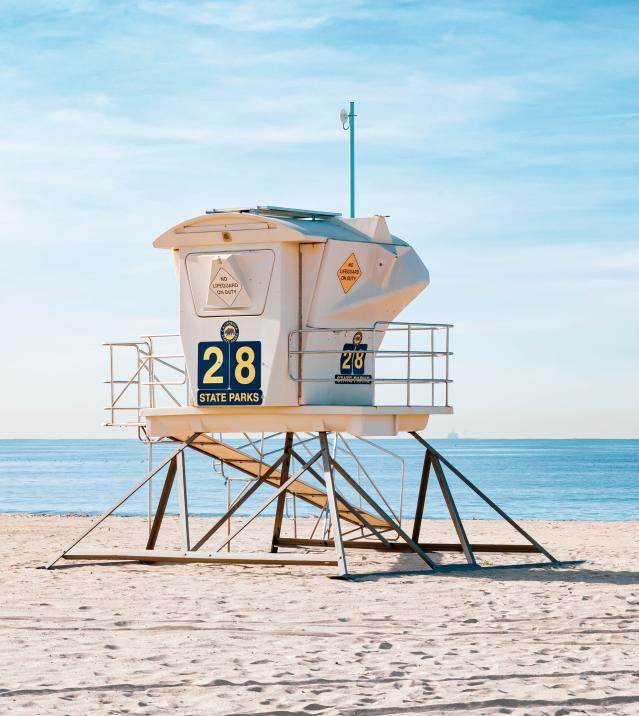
[0, 514, 638, 715]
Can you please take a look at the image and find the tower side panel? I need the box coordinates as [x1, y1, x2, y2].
[179, 242, 299, 407]
[300, 240, 429, 406]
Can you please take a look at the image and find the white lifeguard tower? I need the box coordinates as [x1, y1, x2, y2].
[47, 206, 559, 576]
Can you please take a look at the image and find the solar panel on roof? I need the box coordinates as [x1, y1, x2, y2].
[256, 206, 341, 219]
[205, 207, 252, 215]
[205, 206, 341, 220]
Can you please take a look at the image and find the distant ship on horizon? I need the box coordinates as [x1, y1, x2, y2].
[447, 429, 460, 439]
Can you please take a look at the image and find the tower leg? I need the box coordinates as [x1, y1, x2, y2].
[176, 450, 190, 551]
[45, 435, 198, 569]
[319, 432, 349, 578]
[430, 453, 476, 566]
[410, 432, 558, 564]
[271, 433, 294, 553]
[330, 458, 436, 569]
[146, 456, 177, 550]
[412, 451, 431, 542]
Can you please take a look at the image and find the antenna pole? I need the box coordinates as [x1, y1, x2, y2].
[349, 101, 355, 218]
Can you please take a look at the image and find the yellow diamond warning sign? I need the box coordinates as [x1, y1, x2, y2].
[337, 253, 362, 294]
[209, 266, 242, 306]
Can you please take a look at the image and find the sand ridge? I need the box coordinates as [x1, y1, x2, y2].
[0, 515, 638, 714]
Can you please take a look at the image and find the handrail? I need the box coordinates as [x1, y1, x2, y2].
[104, 334, 188, 430]
[104, 321, 453, 426]
[288, 321, 453, 407]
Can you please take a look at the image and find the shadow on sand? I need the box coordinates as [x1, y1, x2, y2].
[346, 550, 639, 585]
[38, 550, 639, 586]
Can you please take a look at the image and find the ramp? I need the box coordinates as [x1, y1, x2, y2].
[183, 434, 389, 529]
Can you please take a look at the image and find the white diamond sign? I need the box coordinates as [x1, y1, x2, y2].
[209, 266, 242, 306]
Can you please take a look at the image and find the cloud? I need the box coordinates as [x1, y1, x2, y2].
[1, 0, 638, 437]
[137, 0, 360, 32]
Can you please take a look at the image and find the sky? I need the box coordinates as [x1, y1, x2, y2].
[0, 0, 637, 438]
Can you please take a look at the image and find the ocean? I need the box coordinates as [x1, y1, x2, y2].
[0, 438, 637, 521]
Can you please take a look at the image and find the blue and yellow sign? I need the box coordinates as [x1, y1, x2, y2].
[197, 321, 263, 405]
[335, 331, 372, 384]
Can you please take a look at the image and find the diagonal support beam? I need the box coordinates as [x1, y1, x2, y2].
[271, 433, 294, 553]
[191, 452, 288, 552]
[46, 434, 199, 569]
[309, 504, 327, 540]
[410, 432, 558, 563]
[290, 448, 392, 548]
[146, 457, 177, 550]
[330, 458, 437, 569]
[215, 450, 323, 552]
[412, 450, 431, 542]
[430, 454, 476, 566]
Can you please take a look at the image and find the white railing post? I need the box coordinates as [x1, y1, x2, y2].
[406, 324, 411, 406]
[430, 328, 435, 406]
[445, 326, 450, 407]
[109, 344, 114, 426]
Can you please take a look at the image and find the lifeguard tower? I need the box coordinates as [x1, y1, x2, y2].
[47, 206, 558, 576]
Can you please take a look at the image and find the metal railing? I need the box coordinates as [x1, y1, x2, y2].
[104, 322, 453, 435]
[288, 321, 453, 407]
[104, 334, 188, 436]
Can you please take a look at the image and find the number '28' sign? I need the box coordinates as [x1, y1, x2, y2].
[197, 321, 262, 405]
[334, 331, 372, 385]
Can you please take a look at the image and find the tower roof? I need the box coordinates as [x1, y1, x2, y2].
[152, 207, 408, 250]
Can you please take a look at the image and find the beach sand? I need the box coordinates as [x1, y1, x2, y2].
[1, 514, 638, 715]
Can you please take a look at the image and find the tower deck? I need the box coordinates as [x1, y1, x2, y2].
[143, 404, 452, 438]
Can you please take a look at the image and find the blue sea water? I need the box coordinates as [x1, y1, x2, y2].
[0, 439, 637, 521]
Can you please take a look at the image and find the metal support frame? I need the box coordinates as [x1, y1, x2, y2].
[275, 538, 544, 554]
[270, 433, 294, 553]
[45, 435, 348, 574]
[318, 432, 349, 577]
[329, 458, 436, 569]
[430, 454, 476, 566]
[146, 456, 177, 550]
[214, 450, 323, 552]
[288, 448, 394, 548]
[409, 432, 559, 565]
[277, 432, 563, 573]
[46, 435, 199, 569]
[46, 429, 563, 576]
[412, 451, 430, 542]
[176, 450, 190, 551]
[191, 452, 287, 551]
